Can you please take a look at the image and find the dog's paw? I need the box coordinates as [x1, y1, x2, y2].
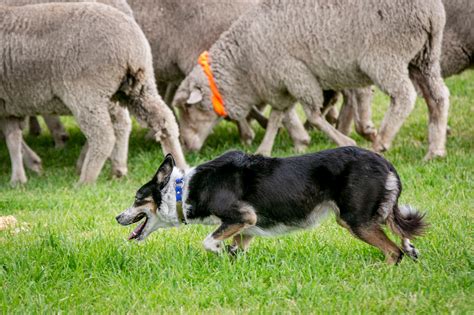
[403, 244, 419, 260]
[203, 235, 224, 254]
[226, 244, 240, 257]
[402, 239, 419, 260]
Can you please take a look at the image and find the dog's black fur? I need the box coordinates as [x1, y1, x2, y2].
[120, 147, 426, 263]
[186, 147, 397, 229]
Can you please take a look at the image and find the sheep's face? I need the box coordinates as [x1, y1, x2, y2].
[173, 68, 220, 152]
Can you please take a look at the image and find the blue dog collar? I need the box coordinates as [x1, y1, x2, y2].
[175, 178, 187, 224]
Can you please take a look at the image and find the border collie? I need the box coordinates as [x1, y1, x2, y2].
[116, 147, 426, 264]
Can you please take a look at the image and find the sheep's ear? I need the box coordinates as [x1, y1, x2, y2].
[154, 154, 175, 189]
[187, 88, 203, 105]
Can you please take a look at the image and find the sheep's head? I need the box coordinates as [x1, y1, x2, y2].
[173, 66, 221, 152]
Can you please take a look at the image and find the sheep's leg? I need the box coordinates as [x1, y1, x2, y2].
[283, 63, 357, 147]
[305, 90, 340, 130]
[282, 62, 356, 147]
[147, 82, 179, 140]
[361, 58, 417, 153]
[249, 106, 268, 129]
[352, 88, 377, 142]
[43, 115, 68, 149]
[163, 83, 178, 109]
[282, 108, 310, 153]
[28, 116, 42, 136]
[22, 140, 42, 175]
[410, 67, 450, 160]
[237, 119, 255, 146]
[66, 96, 115, 184]
[76, 142, 88, 175]
[1, 117, 27, 185]
[109, 104, 131, 178]
[325, 106, 339, 125]
[337, 91, 355, 135]
[132, 88, 188, 170]
[256, 109, 284, 156]
[307, 112, 357, 147]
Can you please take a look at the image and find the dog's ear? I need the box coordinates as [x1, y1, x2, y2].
[154, 154, 175, 189]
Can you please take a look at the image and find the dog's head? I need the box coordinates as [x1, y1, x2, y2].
[115, 154, 182, 241]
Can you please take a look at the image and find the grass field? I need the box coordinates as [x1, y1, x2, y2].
[1, 71, 473, 314]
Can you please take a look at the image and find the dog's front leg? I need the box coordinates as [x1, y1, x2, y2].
[203, 223, 247, 254]
[203, 202, 257, 254]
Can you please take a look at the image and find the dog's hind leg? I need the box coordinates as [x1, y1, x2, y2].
[203, 203, 257, 254]
[226, 234, 254, 256]
[352, 224, 403, 265]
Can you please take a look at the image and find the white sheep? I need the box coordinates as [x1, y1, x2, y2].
[173, 0, 450, 160]
[0, 0, 135, 183]
[337, 0, 473, 141]
[0, 2, 186, 184]
[441, 0, 473, 77]
[128, 0, 310, 154]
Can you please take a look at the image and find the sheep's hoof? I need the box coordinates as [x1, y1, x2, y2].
[112, 167, 128, 179]
[424, 150, 446, 161]
[31, 164, 43, 175]
[10, 176, 27, 187]
[372, 140, 388, 154]
[341, 138, 357, 147]
[293, 142, 309, 154]
[359, 128, 377, 143]
[241, 137, 254, 147]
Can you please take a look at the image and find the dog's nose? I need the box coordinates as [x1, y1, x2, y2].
[115, 214, 122, 223]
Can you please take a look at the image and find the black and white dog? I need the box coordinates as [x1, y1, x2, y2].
[116, 147, 426, 264]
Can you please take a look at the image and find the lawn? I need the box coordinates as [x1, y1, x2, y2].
[0, 71, 473, 314]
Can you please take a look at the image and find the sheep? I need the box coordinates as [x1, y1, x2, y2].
[1, 0, 133, 16]
[440, 0, 473, 77]
[0, 2, 186, 184]
[0, 0, 135, 181]
[2, 0, 134, 148]
[337, 0, 473, 141]
[173, 0, 450, 160]
[127, 0, 310, 154]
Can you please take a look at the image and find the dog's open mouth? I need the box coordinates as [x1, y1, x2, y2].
[128, 213, 148, 241]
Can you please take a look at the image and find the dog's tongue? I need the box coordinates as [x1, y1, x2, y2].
[128, 220, 146, 240]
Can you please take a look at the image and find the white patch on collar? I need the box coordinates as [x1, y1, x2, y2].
[181, 167, 196, 220]
[156, 167, 186, 226]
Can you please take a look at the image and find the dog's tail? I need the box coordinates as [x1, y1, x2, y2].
[388, 205, 428, 239]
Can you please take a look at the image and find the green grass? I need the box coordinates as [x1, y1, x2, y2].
[1, 71, 473, 314]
